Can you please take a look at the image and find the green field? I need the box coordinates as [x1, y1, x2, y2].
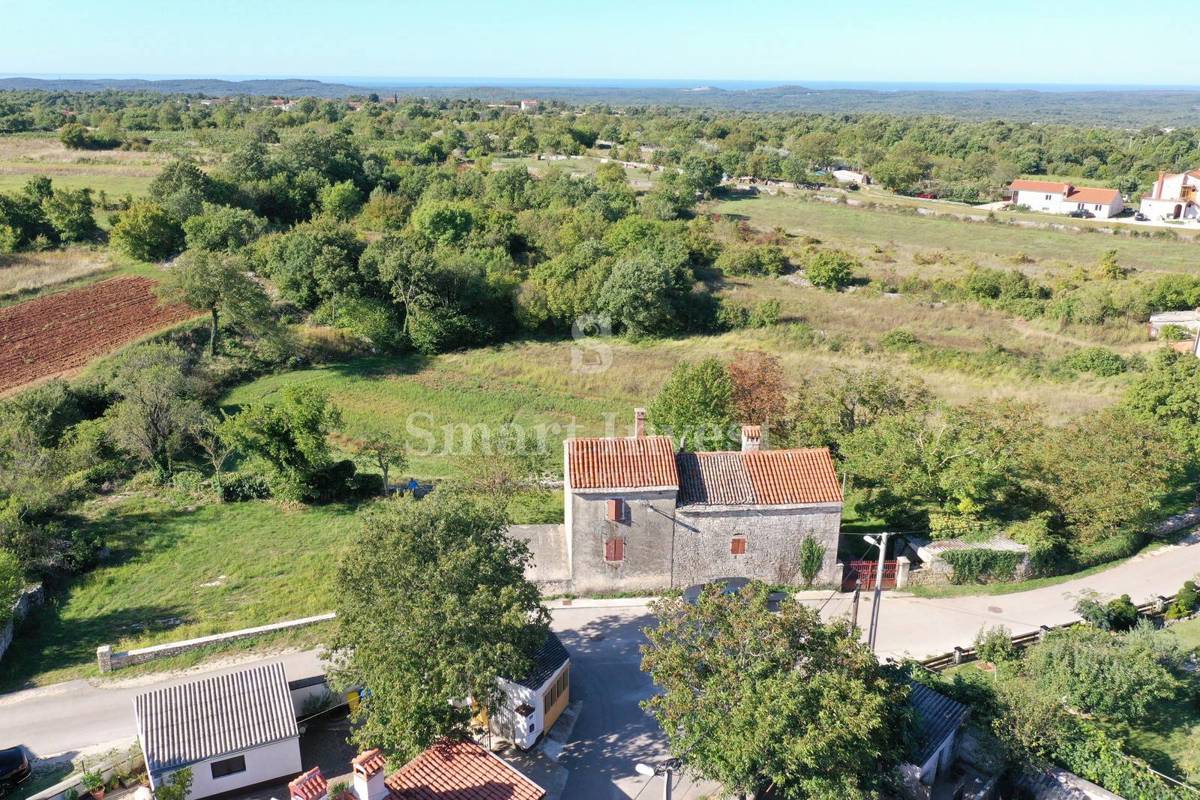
[0, 493, 358, 689]
[709, 192, 1200, 274]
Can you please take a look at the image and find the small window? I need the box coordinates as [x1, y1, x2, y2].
[1095, 204, 1102, 211]
[1045, 194, 1051, 200]
[607, 498, 627, 523]
[604, 536, 624, 563]
[211, 755, 246, 780]
[730, 537, 747, 555]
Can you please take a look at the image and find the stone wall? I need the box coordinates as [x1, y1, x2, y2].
[97, 612, 335, 673]
[673, 505, 842, 588]
[0, 583, 44, 666]
[567, 489, 678, 596]
[508, 524, 570, 593]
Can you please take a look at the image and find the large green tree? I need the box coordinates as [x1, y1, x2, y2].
[649, 358, 735, 451]
[157, 250, 271, 355]
[642, 583, 908, 799]
[326, 493, 549, 759]
[104, 343, 202, 477]
[110, 201, 184, 262]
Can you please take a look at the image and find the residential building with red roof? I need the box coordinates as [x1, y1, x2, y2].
[1008, 179, 1124, 218]
[510, 408, 844, 595]
[1139, 170, 1200, 221]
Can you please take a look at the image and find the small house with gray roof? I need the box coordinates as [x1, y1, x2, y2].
[534, 408, 843, 595]
[491, 630, 571, 750]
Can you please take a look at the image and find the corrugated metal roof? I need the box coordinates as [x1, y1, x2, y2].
[385, 740, 545, 800]
[505, 631, 570, 690]
[908, 682, 970, 766]
[135, 662, 298, 773]
[565, 436, 679, 490]
[677, 449, 842, 507]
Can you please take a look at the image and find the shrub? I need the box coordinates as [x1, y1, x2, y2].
[942, 549, 1023, 584]
[973, 625, 1015, 664]
[1075, 592, 1140, 631]
[715, 244, 789, 276]
[1063, 347, 1126, 377]
[109, 201, 184, 262]
[219, 470, 272, 502]
[797, 536, 825, 588]
[1166, 580, 1198, 619]
[805, 249, 857, 290]
[1159, 324, 1193, 342]
[880, 328, 919, 350]
[747, 298, 781, 328]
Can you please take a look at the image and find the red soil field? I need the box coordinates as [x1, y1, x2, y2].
[0, 276, 199, 394]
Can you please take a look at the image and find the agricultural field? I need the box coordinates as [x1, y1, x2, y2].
[0, 275, 199, 394]
[0, 135, 170, 197]
[0, 248, 114, 301]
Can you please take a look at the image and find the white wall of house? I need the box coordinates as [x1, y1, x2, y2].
[1140, 196, 1198, 220]
[151, 739, 302, 800]
[918, 730, 958, 786]
[1011, 188, 1065, 213]
[492, 661, 570, 750]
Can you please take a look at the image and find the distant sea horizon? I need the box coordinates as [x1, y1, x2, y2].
[5, 73, 1200, 92]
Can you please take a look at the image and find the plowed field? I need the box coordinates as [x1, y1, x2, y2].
[0, 276, 198, 394]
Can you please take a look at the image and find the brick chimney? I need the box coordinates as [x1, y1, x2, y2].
[289, 768, 328, 800]
[634, 407, 646, 437]
[352, 750, 388, 800]
[741, 425, 762, 452]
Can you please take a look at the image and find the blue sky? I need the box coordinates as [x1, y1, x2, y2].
[0, 0, 1188, 86]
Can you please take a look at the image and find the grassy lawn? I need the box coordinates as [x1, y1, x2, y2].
[708, 192, 1200, 273]
[0, 492, 360, 690]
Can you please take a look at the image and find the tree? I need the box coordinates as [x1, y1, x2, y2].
[221, 385, 342, 501]
[320, 180, 364, 222]
[354, 435, 408, 494]
[157, 250, 271, 355]
[148, 157, 217, 220]
[408, 200, 477, 246]
[326, 493, 549, 760]
[649, 359, 735, 451]
[110, 201, 184, 262]
[41, 187, 98, 243]
[252, 220, 369, 310]
[104, 343, 202, 477]
[973, 625, 1015, 665]
[804, 249, 856, 291]
[182, 203, 267, 252]
[597, 251, 693, 337]
[1123, 349, 1200, 455]
[728, 351, 789, 438]
[154, 768, 193, 800]
[789, 367, 930, 453]
[641, 582, 907, 799]
[797, 536, 825, 588]
[1025, 626, 1180, 724]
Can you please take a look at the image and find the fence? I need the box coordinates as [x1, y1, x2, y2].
[914, 593, 1181, 672]
[97, 612, 335, 673]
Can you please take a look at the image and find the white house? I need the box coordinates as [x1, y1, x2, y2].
[1139, 170, 1200, 221]
[1149, 309, 1200, 339]
[134, 662, 302, 799]
[832, 168, 870, 186]
[900, 682, 970, 796]
[490, 631, 571, 749]
[1008, 179, 1124, 218]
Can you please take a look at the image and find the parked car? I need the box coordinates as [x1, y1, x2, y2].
[1067, 209, 1094, 218]
[1134, 211, 1149, 221]
[0, 747, 31, 796]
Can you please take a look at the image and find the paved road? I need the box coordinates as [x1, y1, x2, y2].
[2, 533, 1197, 791]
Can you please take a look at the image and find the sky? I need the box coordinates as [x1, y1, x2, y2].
[0, 0, 1190, 88]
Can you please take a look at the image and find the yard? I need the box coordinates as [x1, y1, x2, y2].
[0, 492, 358, 690]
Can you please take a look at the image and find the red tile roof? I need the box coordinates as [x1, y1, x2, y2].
[290, 768, 328, 800]
[385, 740, 545, 800]
[354, 749, 387, 778]
[1066, 186, 1121, 205]
[677, 448, 842, 507]
[1010, 179, 1070, 194]
[566, 436, 679, 490]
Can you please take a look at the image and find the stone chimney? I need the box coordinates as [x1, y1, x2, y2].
[351, 750, 388, 800]
[740, 425, 762, 452]
[289, 768, 328, 800]
[634, 407, 646, 437]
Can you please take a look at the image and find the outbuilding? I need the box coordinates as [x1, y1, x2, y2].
[491, 630, 571, 750]
[903, 682, 970, 794]
[134, 662, 302, 799]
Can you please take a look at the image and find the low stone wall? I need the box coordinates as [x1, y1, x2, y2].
[0, 583, 44, 665]
[97, 612, 336, 673]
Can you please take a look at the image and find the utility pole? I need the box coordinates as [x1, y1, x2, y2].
[636, 762, 672, 800]
[850, 578, 862, 634]
[865, 531, 890, 651]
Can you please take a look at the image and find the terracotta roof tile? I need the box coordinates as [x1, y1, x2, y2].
[290, 768, 328, 800]
[677, 449, 842, 507]
[353, 749, 387, 778]
[566, 436, 678, 490]
[1010, 179, 1070, 194]
[385, 740, 545, 800]
[1065, 186, 1121, 204]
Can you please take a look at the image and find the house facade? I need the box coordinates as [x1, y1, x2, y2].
[491, 630, 571, 749]
[1008, 179, 1124, 218]
[532, 411, 844, 596]
[1140, 170, 1200, 220]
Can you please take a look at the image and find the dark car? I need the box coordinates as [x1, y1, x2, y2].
[1067, 209, 1094, 218]
[0, 747, 30, 796]
[1135, 211, 1148, 221]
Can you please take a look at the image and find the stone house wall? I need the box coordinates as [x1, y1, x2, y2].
[567, 489, 678, 596]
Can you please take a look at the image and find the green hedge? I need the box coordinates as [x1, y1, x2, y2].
[1054, 722, 1195, 800]
[942, 549, 1024, 584]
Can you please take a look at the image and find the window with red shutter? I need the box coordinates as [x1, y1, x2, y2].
[730, 537, 746, 555]
[607, 498, 626, 523]
[605, 536, 624, 563]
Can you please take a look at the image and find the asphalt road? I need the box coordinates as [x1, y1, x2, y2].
[2, 532, 1197, 795]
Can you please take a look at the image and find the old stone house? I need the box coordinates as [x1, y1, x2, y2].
[513, 410, 844, 595]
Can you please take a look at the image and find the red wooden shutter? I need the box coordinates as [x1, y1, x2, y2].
[607, 498, 622, 521]
[730, 537, 746, 555]
[605, 537, 624, 562]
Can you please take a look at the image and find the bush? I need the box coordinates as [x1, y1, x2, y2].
[880, 328, 919, 350]
[973, 625, 1015, 664]
[1063, 347, 1127, 377]
[715, 244, 790, 276]
[1158, 324, 1194, 342]
[1166, 580, 1198, 619]
[219, 471, 272, 502]
[804, 249, 857, 290]
[1075, 592, 1140, 631]
[109, 201, 184, 261]
[942, 549, 1024, 584]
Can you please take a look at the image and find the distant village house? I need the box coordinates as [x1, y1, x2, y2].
[1139, 170, 1200, 221]
[1007, 179, 1123, 218]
